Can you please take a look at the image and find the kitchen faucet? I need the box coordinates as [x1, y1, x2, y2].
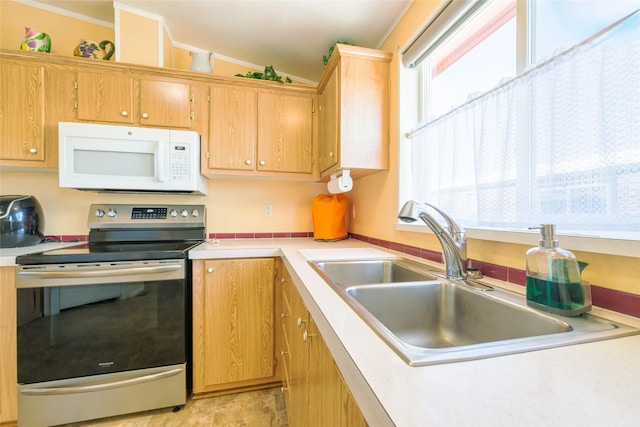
[398, 201, 467, 280]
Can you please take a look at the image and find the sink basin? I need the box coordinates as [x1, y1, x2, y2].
[311, 258, 439, 289]
[346, 281, 571, 349]
[309, 258, 640, 366]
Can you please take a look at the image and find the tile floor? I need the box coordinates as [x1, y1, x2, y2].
[61, 387, 288, 427]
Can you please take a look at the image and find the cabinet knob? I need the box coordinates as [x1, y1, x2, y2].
[141, 112, 149, 119]
[207, 267, 214, 273]
[329, 151, 335, 157]
[281, 350, 288, 356]
[245, 160, 252, 165]
[29, 148, 37, 154]
[281, 278, 287, 284]
[281, 313, 289, 319]
[303, 330, 315, 342]
[121, 111, 129, 117]
[259, 160, 266, 166]
[297, 317, 307, 327]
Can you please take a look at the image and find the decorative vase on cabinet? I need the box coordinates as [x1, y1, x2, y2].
[190, 51, 214, 73]
[20, 27, 51, 53]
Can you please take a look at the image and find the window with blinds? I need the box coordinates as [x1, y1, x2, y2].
[400, 1, 640, 241]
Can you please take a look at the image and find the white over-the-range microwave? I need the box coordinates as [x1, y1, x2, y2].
[58, 122, 208, 195]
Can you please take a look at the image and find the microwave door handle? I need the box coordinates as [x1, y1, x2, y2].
[157, 141, 169, 182]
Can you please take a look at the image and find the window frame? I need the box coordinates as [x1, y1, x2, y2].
[397, 0, 640, 257]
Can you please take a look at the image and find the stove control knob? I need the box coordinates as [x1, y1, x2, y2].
[108, 209, 117, 218]
[181, 209, 189, 217]
[95, 209, 105, 218]
[170, 209, 178, 217]
[191, 209, 200, 217]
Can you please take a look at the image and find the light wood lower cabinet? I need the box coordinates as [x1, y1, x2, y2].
[0, 267, 17, 425]
[192, 258, 281, 397]
[278, 260, 367, 426]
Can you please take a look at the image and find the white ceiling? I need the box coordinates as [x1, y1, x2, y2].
[30, 0, 412, 83]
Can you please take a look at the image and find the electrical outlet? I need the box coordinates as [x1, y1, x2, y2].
[264, 204, 272, 217]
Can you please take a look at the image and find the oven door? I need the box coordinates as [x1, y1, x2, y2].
[15, 259, 188, 425]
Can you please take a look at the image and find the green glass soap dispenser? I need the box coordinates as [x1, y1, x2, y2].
[526, 224, 591, 316]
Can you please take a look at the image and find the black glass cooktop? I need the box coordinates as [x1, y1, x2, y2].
[15, 241, 202, 265]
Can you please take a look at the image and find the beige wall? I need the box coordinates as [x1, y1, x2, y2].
[0, 1, 115, 58]
[1, 1, 263, 77]
[118, 10, 159, 66]
[163, 26, 173, 68]
[0, 171, 326, 235]
[349, 0, 639, 294]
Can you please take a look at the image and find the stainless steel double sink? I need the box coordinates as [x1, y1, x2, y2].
[309, 258, 640, 366]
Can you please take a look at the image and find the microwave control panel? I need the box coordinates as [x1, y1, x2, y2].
[170, 144, 190, 182]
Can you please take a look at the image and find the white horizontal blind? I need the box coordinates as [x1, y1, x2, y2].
[402, 0, 488, 68]
[408, 10, 640, 236]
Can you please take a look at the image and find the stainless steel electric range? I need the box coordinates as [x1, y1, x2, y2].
[15, 204, 205, 426]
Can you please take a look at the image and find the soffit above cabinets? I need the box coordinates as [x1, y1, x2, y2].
[28, 0, 411, 83]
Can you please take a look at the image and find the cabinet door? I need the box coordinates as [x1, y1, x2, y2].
[339, 54, 390, 171]
[280, 264, 369, 426]
[207, 85, 257, 171]
[257, 92, 313, 174]
[307, 318, 343, 426]
[139, 79, 191, 128]
[76, 71, 134, 123]
[278, 262, 293, 411]
[0, 267, 17, 424]
[0, 61, 45, 163]
[43, 68, 77, 169]
[286, 279, 310, 427]
[199, 258, 275, 388]
[339, 371, 368, 426]
[318, 68, 339, 174]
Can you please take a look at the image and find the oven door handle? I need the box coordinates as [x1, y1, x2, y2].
[20, 368, 183, 396]
[17, 264, 182, 279]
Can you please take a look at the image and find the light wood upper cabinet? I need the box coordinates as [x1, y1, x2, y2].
[317, 43, 392, 180]
[138, 79, 192, 128]
[204, 84, 315, 178]
[76, 71, 134, 124]
[76, 73, 193, 129]
[192, 258, 279, 397]
[257, 92, 313, 174]
[0, 59, 71, 169]
[318, 69, 339, 173]
[0, 61, 45, 164]
[207, 84, 257, 171]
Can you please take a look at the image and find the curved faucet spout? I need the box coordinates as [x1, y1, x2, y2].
[398, 201, 467, 280]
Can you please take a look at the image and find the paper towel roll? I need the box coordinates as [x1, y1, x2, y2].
[327, 170, 353, 194]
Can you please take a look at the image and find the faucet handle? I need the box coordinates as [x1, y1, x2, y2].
[423, 203, 464, 235]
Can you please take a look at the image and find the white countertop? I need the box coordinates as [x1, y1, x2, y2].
[0, 241, 83, 266]
[191, 238, 640, 427]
